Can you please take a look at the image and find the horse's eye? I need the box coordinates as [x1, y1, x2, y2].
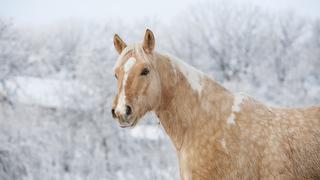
[115, 74, 118, 79]
[140, 68, 149, 76]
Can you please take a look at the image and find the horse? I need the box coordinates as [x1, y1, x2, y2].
[111, 29, 320, 180]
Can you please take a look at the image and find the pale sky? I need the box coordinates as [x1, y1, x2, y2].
[1, 0, 319, 25]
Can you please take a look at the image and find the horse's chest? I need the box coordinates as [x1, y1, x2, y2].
[178, 144, 229, 180]
[179, 149, 208, 180]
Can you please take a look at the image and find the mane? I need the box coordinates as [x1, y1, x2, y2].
[165, 54, 205, 94]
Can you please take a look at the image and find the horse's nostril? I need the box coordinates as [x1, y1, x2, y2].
[126, 105, 132, 116]
[111, 108, 116, 118]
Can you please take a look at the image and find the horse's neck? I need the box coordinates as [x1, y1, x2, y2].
[153, 53, 232, 151]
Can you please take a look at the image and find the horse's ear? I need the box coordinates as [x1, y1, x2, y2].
[143, 29, 155, 53]
[114, 34, 127, 54]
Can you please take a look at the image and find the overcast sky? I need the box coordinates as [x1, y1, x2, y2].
[1, 0, 319, 25]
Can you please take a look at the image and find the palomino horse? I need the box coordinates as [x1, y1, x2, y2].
[111, 29, 320, 180]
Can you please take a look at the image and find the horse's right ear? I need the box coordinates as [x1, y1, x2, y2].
[113, 34, 127, 54]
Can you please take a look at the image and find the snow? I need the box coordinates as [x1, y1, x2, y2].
[3, 76, 99, 109]
[129, 125, 164, 140]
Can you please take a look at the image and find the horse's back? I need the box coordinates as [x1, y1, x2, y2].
[275, 106, 320, 179]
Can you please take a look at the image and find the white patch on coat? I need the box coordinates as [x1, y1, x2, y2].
[220, 138, 228, 151]
[227, 114, 236, 124]
[115, 57, 136, 114]
[168, 55, 204, 94]
[232, 94, 246, 112]
[227, 93, 247, 125]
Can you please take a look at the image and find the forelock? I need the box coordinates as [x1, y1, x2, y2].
[113, 44, 151, 71]
[113, 45, 134, 71]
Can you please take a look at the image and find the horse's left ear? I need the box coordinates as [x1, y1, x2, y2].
[143, 29, 155, 53]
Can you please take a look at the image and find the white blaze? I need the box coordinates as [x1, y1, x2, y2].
[116, 57, 136, 114]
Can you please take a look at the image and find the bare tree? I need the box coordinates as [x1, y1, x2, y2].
[271, 13, 306, 83]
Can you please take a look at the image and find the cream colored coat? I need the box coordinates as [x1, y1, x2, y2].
[112, 29, 320, 180]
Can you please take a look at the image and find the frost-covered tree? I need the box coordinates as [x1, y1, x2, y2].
[0, 18, 29, 106]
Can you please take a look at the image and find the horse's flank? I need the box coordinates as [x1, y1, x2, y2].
[151, 52, 320, 180]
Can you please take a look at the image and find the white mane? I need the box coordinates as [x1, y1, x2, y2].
[168, 54, 204, 95]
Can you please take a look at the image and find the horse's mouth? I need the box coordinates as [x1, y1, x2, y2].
[119, 117, 139, 128]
